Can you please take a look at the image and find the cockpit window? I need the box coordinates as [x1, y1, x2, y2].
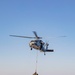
[31, 40, 43, 42]
[31, 40, 35, 42]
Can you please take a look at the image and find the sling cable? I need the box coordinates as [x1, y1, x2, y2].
[33, 50, 38, 75]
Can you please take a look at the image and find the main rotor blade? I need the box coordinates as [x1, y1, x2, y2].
[33, 31, 42, 39]
[58, 36, 67, 37]
[10, 35, 36, 39]
[33, 31, 38, 38]
[45, 36, 67, 39]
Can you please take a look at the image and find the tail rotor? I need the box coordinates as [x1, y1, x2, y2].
[46, 42, 49, 50]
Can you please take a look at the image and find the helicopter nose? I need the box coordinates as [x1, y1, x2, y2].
[29, 42, 34, 46]
[29, 42, 32, 47]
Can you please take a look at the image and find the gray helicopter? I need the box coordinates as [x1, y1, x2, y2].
[10, 31, 54, 55]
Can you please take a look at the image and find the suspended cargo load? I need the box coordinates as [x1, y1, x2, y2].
[33, 72, 38, 75]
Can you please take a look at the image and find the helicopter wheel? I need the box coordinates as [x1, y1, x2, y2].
[31, 48, 32, 50]
[44, 52, 46, 55]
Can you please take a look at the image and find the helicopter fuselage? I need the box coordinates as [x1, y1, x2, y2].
[29, 40, 44, 51]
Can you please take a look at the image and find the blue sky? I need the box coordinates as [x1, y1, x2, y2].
[0, 0, 75, 75]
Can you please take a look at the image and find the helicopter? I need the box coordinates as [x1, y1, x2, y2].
[10, 31, 54, 55]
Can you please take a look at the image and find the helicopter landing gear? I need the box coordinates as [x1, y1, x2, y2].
[44, 52, 46, 55]
[31, 48, 32, 50]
